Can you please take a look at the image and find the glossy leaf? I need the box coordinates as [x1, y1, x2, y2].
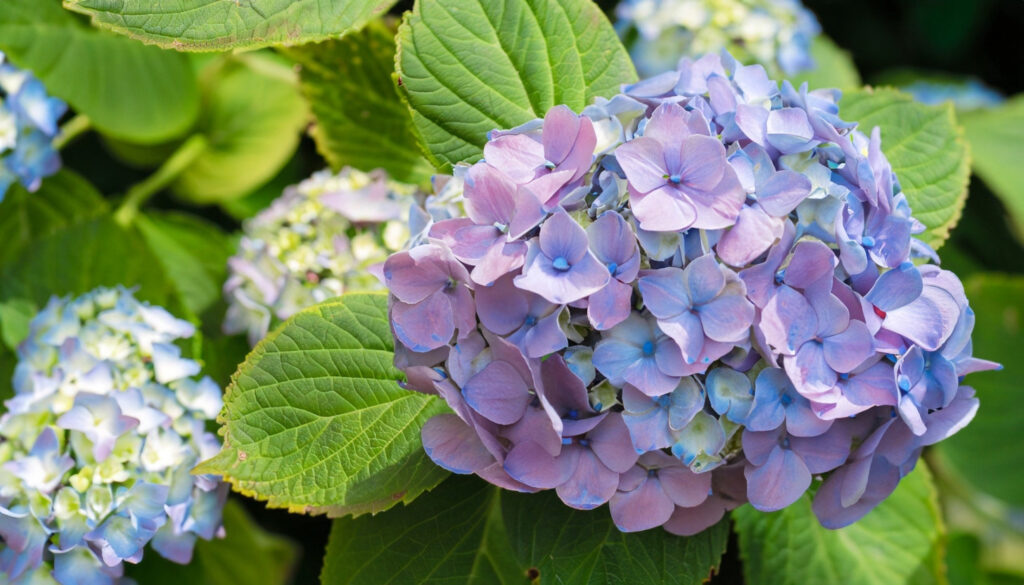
[395, 0, 636, 170]
[172, 55, 308, 203]
[937, 274, 1022, 506]
[959, 96, 1024, 241]
[0, 0, 198, 143]
[287, 21, 435, 185]
[64, 0, 398, 52]
[733, 463, 945, 585]
[322, 475, 730, 584]
[840, 87, 970, 249]
[195, 293, 450, 517]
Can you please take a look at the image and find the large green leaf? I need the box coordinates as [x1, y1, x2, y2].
[395, 0, 637, 170]
[0, 215, 176, 308]
[125, 499, 297, 585]
[0, 298, 36, 352]
[787, 35, 862, 91]
[959, 96, 1024, 241]
[0, 0, 198, 143]
[136, 211, 232, 316]
[733, 463, 946, 585]
[195, 293, 450, 517]
[503, 489, 730, 584]
[936, 274, 1021, 507]
[323, 475, 729, 585]
[839, 88, 970, 249]
[65, 0, 397, 52]
[172, 55, 308, 203]
[287, 21, 435, 185]
[0, 170, 108, 268]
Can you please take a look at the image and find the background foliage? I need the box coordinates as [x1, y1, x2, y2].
[0, 0, 1020, 584]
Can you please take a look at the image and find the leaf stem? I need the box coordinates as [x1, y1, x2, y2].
[114, 134, 208, 227]
[54, 114, 91, 150]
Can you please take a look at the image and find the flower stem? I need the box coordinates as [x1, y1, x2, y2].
[113, 134, 208, 227]
[54, 115, 91, 150]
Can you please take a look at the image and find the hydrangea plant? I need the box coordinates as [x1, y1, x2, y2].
[223, 167, 420, 345]
[616, 0, 820, 79]
[0, 287, 226, 584]
[0, 51, 66, 200]
[384, 52, 998, 534]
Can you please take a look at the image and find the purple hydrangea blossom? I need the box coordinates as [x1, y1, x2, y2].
[388, 51, 996, 534]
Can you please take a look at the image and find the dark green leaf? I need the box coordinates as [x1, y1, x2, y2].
[195, 294, 450, 517]
[323, 475, 730, 585]
[65, 0, 398, 52]
[136, 211, 232, 316]
[839, 88, 971, 249]
[0, 170, 108, 268]
[0, 215, 176, 308]
[287, 20, 435, 185]
[0, 0, 198, 143]
[733, 463, 945, 585]
[125, 499, 297, 585]
[395, 0, 636, 170]
[936, 274, 1022, 506]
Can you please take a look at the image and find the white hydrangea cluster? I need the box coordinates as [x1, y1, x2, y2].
[224, 167, 419, 345]
[616, 0, 820, 78]
[0, 287, 225, 585]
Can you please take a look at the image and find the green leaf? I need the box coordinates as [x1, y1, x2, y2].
[0, 298, 36, 351]
[65, 0, 397, 52]
[0, 0, 198, 143]
[959, 96, 1024, 241]
[504, 489, 730, 584]
[287, 20, 435, 185]
[395, 0, 636, 170]
[136, 211, 232, 316]
[173, 55, 308, 204]
[125, 499, 297, 585]
[787, 35, 862, 91]
[0, 215, 176, 308]
[195, 293, 450, 517]
[839, 87, 971, 249]
[323, 475, 729, 584]
[0, 169, 108, 268]
[733, 463, 946, 585]
[936, 274, 1022, 507]
[322, 476, 523, 585]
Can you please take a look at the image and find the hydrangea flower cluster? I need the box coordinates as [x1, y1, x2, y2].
[616, 0, 820, 79]
[0, 52, 66, 201]
[224, 167, 419, 345]
[901, 78, 1004, 111]
[386, 52, 998, 534]
[0, 287, 226, 584]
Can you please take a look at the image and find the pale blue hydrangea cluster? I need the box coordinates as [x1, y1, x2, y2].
[616, 0, 820, 78]
[224, 167, 420, 345]
[0, 52, 66, 201]
[0, 287, 226, 585]
[901, 78, 1004, 111]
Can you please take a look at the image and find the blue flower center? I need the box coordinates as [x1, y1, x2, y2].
[566, 409, 579, 420]
[897, 375, 911, 393]
[642, 340, 655, 356]
[839, 372, 850, 381]
[493, 221, 509, 234]
[774, 269, 786, 284]
[578, 438, 591, 447]
[524, 315, 538, 327]
[606, 261, 618, 275]
[780, 393, 793, 406]
[544, 160, 557, 171]
[861, 236, 875, 248]
[655, 395, 671, 408]
[552, 256, 571, 271]
[647, 468, 658, 478]
[668, 174, 682, 184]
[780, 437, 791, 449]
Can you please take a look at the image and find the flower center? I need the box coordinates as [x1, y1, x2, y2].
[524, 315, 538, 327]
[668, 174, 682, 184]
[566, 409, 579, 420]
[552, 256, 571, 271]
[861, 236, 875, 248]
[544, 160, 557, 171]
[606, 261, 618, 275]
[642, 340, 655, 356]
[780, 393, 793, 406]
